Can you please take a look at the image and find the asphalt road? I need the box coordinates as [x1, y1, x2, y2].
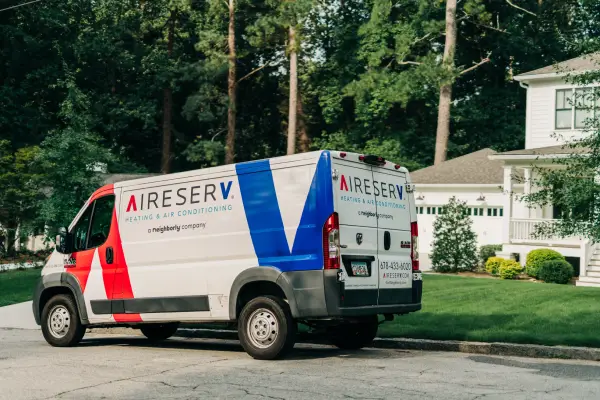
[1, 329, 600, 400]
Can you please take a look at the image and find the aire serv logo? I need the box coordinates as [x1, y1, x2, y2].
[339, 175, 403, 200]
[126, 181, 234, 212]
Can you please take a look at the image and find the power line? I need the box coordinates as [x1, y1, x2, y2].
[0, 0, 44, 13]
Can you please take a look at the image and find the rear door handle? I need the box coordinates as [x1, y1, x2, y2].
[106, 247, 114, 264]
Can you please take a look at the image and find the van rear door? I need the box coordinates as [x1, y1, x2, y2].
[371, 168, 413, 305]
[332, 156, 380, 307]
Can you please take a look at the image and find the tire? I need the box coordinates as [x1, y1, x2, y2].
[140, 323, 180, 341]
[238, 295, 296, 360]
[328, 316, 379, 350]
[41, 294, 86, 347]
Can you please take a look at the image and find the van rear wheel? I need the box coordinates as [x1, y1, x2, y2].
[328, 316, 379, 350]
[140, 323, 179, 341]
[238, 296, 296, 360]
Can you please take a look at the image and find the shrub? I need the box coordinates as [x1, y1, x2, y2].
[485, 257, 504, 275]
[431, 197, 478, 273]
[538, 260, 574, 284]
[498, 259, 523, 280]
[479, 245, 502, 267]
[525, 249, 565, 278]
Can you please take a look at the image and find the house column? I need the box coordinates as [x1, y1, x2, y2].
[502, 165, 513, 244]
[523, 167, 532, 219]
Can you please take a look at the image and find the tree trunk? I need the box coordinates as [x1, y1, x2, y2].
[225, 0, 236, 164]
[5, 220, 17, 256]
[434, 0, 457, 165]
[297, 90, 310, 153]
[161, 11, 175, 174]
[287, 25, 298, 156]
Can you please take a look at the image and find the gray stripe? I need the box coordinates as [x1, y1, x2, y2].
[90, 296, 210, 315]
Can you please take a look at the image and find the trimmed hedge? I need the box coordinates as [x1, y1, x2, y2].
[485, 257, 504, 275]
[538, 260, 574, 284]
[498, 259, 523, 280]
[479, 245, 502, 267]
[525, 249, 565, 278]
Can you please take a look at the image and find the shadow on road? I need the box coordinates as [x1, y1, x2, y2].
[78, 335, 412, 361]
[469, 355, 600, 381]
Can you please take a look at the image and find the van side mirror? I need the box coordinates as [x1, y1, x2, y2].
[56, 227, 72, 254]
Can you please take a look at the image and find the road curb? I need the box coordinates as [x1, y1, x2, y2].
[87, 327, 600, 361]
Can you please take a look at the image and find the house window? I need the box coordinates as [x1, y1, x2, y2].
[487, 208, 502, 217]
[556, 87, 599, 130]
[437, 207, 444, 215]
[575, 88, 597, 129]
[417, 207, 424, 214]
[556, 89, 573, 129]
[471, 208, 484, 216]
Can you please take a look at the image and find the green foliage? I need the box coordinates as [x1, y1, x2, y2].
[431, 197, 478, 273]
[525, 249, 566, 279]
[538, 260, 575, 285]
[498, 259, 523, 280]
[0, 0, 598, 239]
[479, 245, 502, 267]
[485, 257, 504, 275]
[35, 79, 114, 232]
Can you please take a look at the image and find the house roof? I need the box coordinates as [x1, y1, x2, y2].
[515, 53, 600, 79]
[494, 144, 589, 156]
[411, 149, 505, 185]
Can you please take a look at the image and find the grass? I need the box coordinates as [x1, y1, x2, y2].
[3, 268, 600, 348]
[378, 274, 600, 348]
[0, 268, 41, 307]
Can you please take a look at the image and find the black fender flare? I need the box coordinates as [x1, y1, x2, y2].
[33, 272, 89, 325]
[228, 267, 298, 320]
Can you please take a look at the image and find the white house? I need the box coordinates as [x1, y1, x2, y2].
[413, 53, 600, 286]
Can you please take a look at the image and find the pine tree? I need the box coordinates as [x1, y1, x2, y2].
[431, 197, 477, 273]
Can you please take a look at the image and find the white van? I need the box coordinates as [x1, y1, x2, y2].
[33, 151, 422, 359]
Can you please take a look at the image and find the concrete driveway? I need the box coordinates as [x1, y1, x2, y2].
[0, 301, 38, 330]
[1, 329, 600, 400]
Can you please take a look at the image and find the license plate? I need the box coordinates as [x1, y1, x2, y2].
[351, 261, 369, 277]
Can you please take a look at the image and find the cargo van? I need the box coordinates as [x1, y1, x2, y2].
[33, 151, 422, 359]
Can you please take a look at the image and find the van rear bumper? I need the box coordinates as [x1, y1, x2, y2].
[337, 303, 421, 317]
[280, 269, 422, 319]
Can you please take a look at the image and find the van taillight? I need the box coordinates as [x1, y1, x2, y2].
[323, 212, 341, 270]
[411, 222, 419, 271]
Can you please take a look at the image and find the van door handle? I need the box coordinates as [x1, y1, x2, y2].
[340, 244, 348, 248]
[384, 231, 391, 251]
[106, 247, 114, 264]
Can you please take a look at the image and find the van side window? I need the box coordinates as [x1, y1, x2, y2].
[88, 196, 115, 249]
[72, 206, 93, 252]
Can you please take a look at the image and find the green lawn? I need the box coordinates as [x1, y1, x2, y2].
[3, 268, 600, 348]
[0, 268, 41, 307]
[378, 274, 600, 348]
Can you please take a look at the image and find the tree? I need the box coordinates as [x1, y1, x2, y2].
[431, 197, 478, 272]
[0, 143, 43, 254]
[523, 55, 600, 241]
[35, 76, 114, 232]
[246, 0, 313, 155]
[226, 0, 237, 163]
[433, 0, 457, 165]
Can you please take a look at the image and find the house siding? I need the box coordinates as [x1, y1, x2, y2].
[526, 78, 598, 149]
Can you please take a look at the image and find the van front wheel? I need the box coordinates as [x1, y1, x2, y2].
[238, 296, 296, 360]
[140, 323, 179, 341]
[41, 294, 86, 347]
[328, 316, 379, 350]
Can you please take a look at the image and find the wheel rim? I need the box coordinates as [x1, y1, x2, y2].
[246, 308, 279, 349]
[47, 305, 71, 339]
